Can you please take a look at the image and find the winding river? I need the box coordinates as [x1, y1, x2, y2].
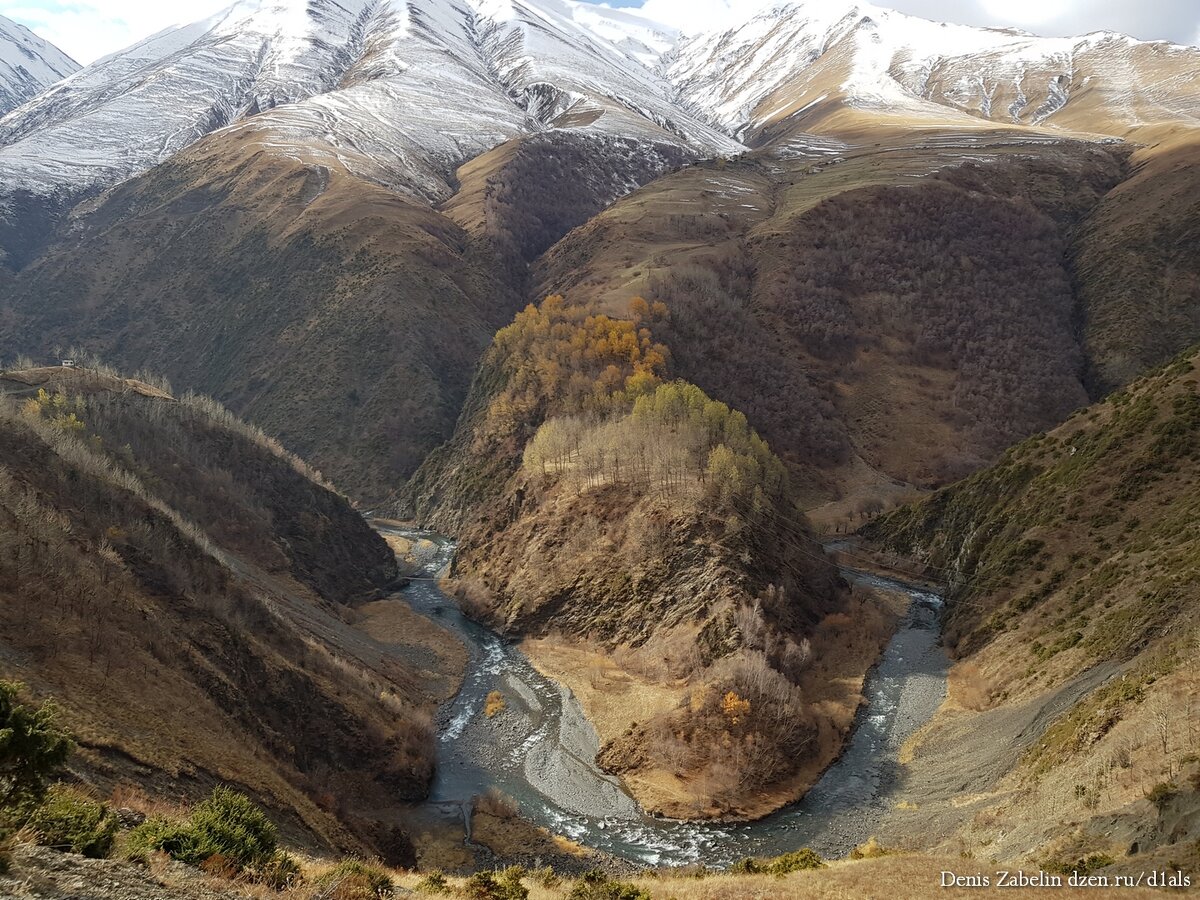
[386, 527, 948, 867]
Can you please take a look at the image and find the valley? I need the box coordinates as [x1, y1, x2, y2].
[386, 526, 949, 866]
[0, 0, 1198, 894]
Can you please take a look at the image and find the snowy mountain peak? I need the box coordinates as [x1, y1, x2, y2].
[0, 14, 78, 116]
[0, 0, 1198, 205]
[667, 0, 1200, 139]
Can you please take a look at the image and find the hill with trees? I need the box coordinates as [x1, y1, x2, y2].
[534, 137, 1138, 520]
[407, 296, 893, 819]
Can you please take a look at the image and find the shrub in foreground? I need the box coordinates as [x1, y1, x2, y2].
[463, 867, 528, 900]
[128, 786, 276, 871]
[313, 859, 395, 899]
[0, 681, 74, 814]
[25, 785, 118, 858]
[415, 870, 451, 894]
[249, 849, 304, 889]
[729, 847, 824, 876]
[849, 836, 892, 860]
[567, 870, 651, 900]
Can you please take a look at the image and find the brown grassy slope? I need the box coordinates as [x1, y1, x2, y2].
[406, 296, 892, 820]
[0, 367, 460, 861]
[862, 349, 1200, 866]
[535, 139, 1125, 510]
[1075, 131, 1200, 394]
[0, 129, 523, 503]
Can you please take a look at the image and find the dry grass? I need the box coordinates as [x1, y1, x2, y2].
[522, 637, 684, 745]
[150, 852, 1168, 900]
[484, 690, 507, 718]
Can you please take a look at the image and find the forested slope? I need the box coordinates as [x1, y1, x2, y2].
[0, 365, 453, 861]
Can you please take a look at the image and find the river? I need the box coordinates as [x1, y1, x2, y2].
[385, 527, 948, 867]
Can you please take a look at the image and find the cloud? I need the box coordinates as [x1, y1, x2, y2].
[631, 0, 1200, 45]
[636, 0, 774, 32]
[915, 0, 1200, 44]
[4, 0, 1198, 65]
[1, 0, 228, 64]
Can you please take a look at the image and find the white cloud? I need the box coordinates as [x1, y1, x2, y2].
[636, 0, 776, 33]
[1, 0, 229, 64]
[631, 0, 1200, 45]
[978, 0, 1069, 27]
[4, 0, 1199, 65]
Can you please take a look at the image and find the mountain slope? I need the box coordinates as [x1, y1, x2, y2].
[534, 137, 1127, 515]
[668, 2, 1200, 148]
[3, 0, 1198, 219]
[861, 349, 1200, 867]
[0, 0, 734, 210]
[0, 130, 527, 500]
[0, 365, 461, 860]
[1075, 133, 1200, 393]
[1, 0, 1198, 508]
[0, 15, 76, 116]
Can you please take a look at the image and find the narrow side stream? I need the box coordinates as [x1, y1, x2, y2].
[388, 528, 948, 866]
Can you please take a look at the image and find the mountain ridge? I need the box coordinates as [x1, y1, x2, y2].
[0, 14, 77, 117]
[1, 0, 1197, 215]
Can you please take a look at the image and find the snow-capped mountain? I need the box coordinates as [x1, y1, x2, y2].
[0, 0, 736, 201]
[0, 15, 77, 116]
[667, 3, 1200, 143]
[0, 0, 1198, 203]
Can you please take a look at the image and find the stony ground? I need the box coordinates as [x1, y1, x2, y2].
[0, 845, 244, 900]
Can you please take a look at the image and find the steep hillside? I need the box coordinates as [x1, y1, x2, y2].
[407, 296, 895, 820]
[2, 1, 1198, 512]
[1075, 132, 1200, 393]
[441, 132, 692, 282]
[0, 131, 524, 500]
[862, 348, 1200, 868]
[0, 15, 76, 116]
[0, 365, 463, 861]
[535, 137, 1127, 517]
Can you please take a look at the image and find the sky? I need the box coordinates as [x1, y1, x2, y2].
[2, 0, 1198, 65]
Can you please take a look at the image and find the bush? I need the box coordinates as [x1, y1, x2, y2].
[728, 848, 824, 877]
[463, 868, 528, 900]
[567, 870, 651, 900]
[128, 786, 276, 872]
[765, 848, 824, 875]
[249, 850, 303, 889]
[0, 681, 74, 815]
[313, 859, 395, 899]
[25, 785, 118, 858]
[1146, 782, 1175, 807]
[1044, 852, 1116, 876]
[415, 870, 451, 894]
[849, 837, 892, 859]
